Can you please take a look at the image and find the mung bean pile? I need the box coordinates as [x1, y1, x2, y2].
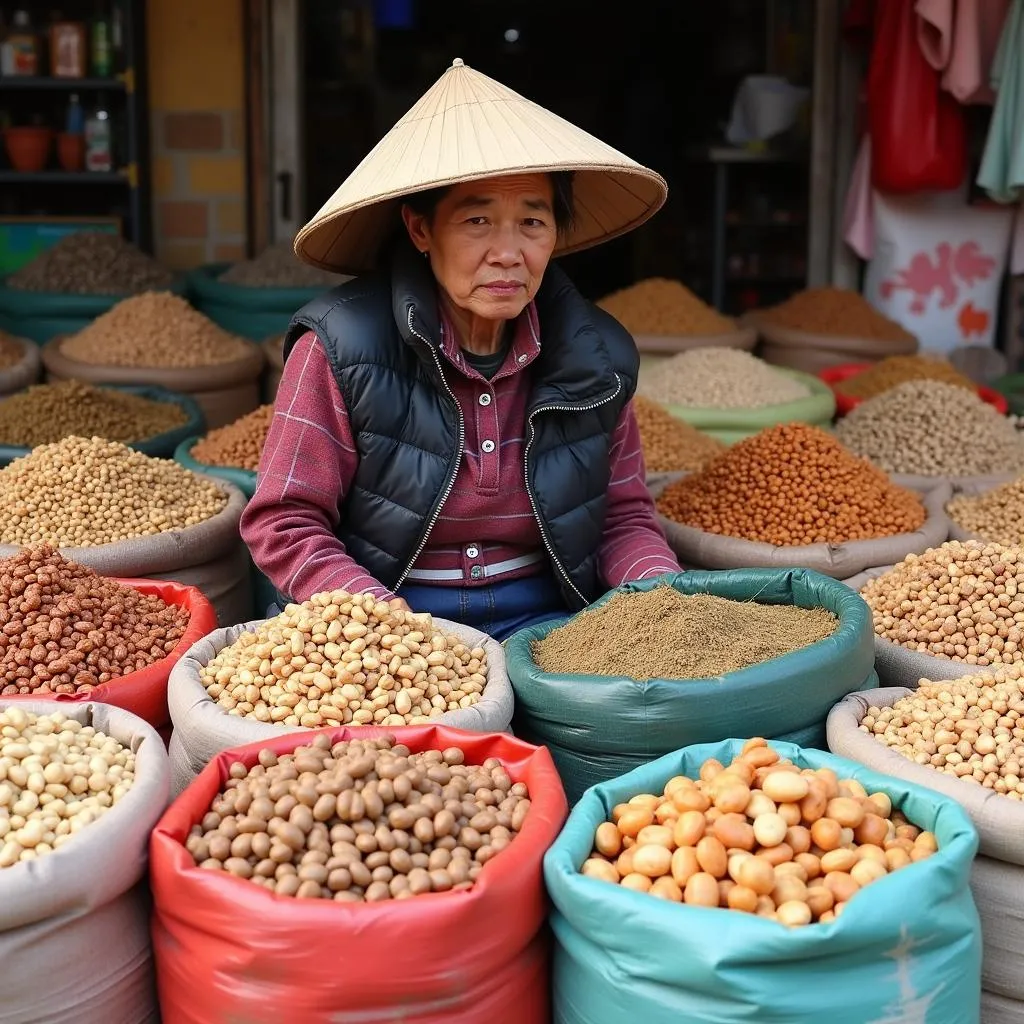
[532, 586, 837, 681]
[639, 348, 811, 409]
[860, 669, 1024, 798]
[219, 242, 348, 288]
[656, 423, 925, 545]
[0, 707, 135, 867]
[201, 589, 488, 729]
[0, 330, 24, 370]
[860, 541, 1024, 666]
[947, 475, 1024, 547]
[597, 278, 736, 336]
[835, 380, 1024, 477]
[192, 403, 273, 471]
[634, 396, 726, 473]
[186, 733, 531, 901]
[835, 355, 974, 400]
[59, 293, 253, 369]
[0, 380, 188, 448]
[0, 436, 228, 547]
[756, 287, 915, 342]
[0, 547, 190, 695]
[5, 232, 174, 295]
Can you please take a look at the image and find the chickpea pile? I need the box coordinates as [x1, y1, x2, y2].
[947, 475, 1024, 547]
[756, 287, 915, 342]
[581, 738, 935, 926]
[187, 733, 531, 901]
[0, 707, 135, 867]
[192, 404, 273, 472]
[597, 278, 736, 336]
[60, 293, 252, 368]
[860, 670, 1024, 799]
[201, 589, 488, 729]
[836, 355, 974, 400]
[0, 436, 228, 547]
[860, 541, 1024, 666]
[634, 396, 725, 473]
[656, 423, 925, 545]
[0, 330, 24, 371]
[0, 547, 190, 696]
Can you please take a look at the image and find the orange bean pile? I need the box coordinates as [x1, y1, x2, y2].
[634, 396, 725, 473]
[836, 355, 974, 400]
[192, 404, 273, 472]
[757, 287, 915, 342]
[598, 278, 736, 336]
[656, 423, 926, 546]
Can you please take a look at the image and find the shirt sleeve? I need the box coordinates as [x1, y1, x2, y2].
[597, 400, 683, 588]
[240, 330, 395, 603]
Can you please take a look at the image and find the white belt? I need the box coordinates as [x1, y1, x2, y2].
[404, 550, 545, 582]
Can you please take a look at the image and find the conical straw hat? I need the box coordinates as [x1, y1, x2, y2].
[294, 58, 668, 275]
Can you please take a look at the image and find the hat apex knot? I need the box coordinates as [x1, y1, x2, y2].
[452, 58, 465, 68]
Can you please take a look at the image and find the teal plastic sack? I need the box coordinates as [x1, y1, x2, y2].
[507, 569, 874, 806]
[0, 384, 205, 466]
[544, 738, 981, 1024]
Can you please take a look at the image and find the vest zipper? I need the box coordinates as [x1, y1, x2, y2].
[394, 308, 465, 591]
[523, 376, 623, 606]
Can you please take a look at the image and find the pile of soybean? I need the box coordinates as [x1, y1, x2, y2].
[532, 586, 837, 681]
[219, 242, 348, 289]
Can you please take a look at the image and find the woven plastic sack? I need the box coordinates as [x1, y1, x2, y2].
[151, 724, 566, 1024]
[0, 334, 41, 396]
[0, 699, 170, 1024]
[650, 476, 950, 579]
[506, 569, 876, 806]
[262, 333, 284, 401]
[892, 472, 1018, 498]
[973, 856, 1024, 1004]
[544, 737, 981, 1024]
[167, 616, 514, 795]
[981, 990, 1024, 1024]
[172, 436, 256, 498]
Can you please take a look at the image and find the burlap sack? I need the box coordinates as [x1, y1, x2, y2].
[972, 856, 1024, 1003]
[747, 318, 918, 367]
[0, 478, 250, 628]
[0, 699, 169, 1024]
[167, 617, 514, 795]
[981, 989, 1024, 1024]
[944, 476, 1024, 543]
[0, 336, 41, 397]
[892, 472, 1018, 496]
[262, 334, 284, 403]
[650, 477, 951, 580]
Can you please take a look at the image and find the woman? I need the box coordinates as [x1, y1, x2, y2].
[242, 58, 682, 640]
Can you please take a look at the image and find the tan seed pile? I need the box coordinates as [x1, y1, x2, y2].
[0, 330, 24, 371]
[639, 348, 811, 409]
[220, 242, 349, 289]
[0, 380, 188, 448]
[202, 589, 487, 729]
[532, 586, 837, 680]
[634, 396, 726, 473]
[60, 293, 253, 369]
[860, 541, 1024, 666]
[756, 287, 915, 342]
[192, 404, 273, 472]
[860, 669, 1024, 798]
[187, 733, 530, 901]
[835, 380, 1024, 477]
[0, 436, 227, 547]
[836, 355, 974, 400]
[947, 476, 1024, 547]
[597, 278, 736, 336]
[0, 707, 135, 867]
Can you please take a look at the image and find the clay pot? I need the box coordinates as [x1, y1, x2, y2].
[4, 127, 53, 173]
[57, 132, 85, 172]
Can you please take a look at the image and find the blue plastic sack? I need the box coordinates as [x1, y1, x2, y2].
[544, 738, 981, 1024]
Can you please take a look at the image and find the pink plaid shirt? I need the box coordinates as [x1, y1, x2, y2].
[241, 301, 680, 603]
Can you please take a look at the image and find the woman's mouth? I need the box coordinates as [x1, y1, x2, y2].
[482, 281, 523, 295]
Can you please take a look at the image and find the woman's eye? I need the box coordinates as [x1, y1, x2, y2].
[523, 218, 545, 227]
[466, 216, 488, 225]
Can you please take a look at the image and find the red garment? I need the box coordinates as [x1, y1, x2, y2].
[240, 303, 680, 603]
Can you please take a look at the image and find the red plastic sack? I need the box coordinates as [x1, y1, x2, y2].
[150, 725, 568, 1024]
[867, 0, 966, 192]
[1, 579, 216, 731]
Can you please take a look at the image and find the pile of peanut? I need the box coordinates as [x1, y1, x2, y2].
[60, 293, 253, 368]
[756, 287, 915, 342]
[598, 278, 736, 336]
[0, 330, 24, 371]
[201, 589, 487, 729]
[634, 396, 725, 473]
[192, 404, 273, 472]
[947, 475, 1024, 547]
[220, 242, 349, 289]
[836, 355, 974, 400]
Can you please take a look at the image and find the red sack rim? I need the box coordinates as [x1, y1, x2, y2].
[820, 362, 1010, 418]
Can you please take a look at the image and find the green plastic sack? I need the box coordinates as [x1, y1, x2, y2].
[506, 569, 874, 806]
[991, 372, 1024, 416]
[544, 738, 981, 1024]
[187, 263, 329, 342]
[0, 385, 205, 467]
[0, 277, 187, 344]
[664, 368, 837, 445]
[173, 436, 257, 498]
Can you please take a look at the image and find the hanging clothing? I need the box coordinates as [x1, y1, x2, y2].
[977, 0, 1024, 203]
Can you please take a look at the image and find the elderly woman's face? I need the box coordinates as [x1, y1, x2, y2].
[402, 173, 558, 322]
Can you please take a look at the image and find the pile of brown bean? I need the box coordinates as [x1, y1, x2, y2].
[0, 436, 228, 547]
[581, 738, 934, 925]
[0, 547, 189, 695]
[192, 404, 272, 472]
[757, 287, 915, 342]
[598, 278, 736, 336]
[634, 396, 725, 473]
[656, 423, 926, 545]
[220, 242, 349, 288]
[860, 670, 1024, 798]
[532, 586, 836, 681]
[860, 541, 1024, 666]
[202, 589, 487, 729]
[60, 293, 253, 368]
[0, 380, 188, 448]
[186, 733, 531, 901]
[0, 330, 24, 371]
[836, 355, 975, 400]
[947, 476, 1024, 547]
[6, 232, 174, 295]
[0, 707, 135, 867]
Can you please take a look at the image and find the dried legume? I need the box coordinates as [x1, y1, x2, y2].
[220, 242, 350, 288]
[836, 355, 974, 400]
[757, 287, 915, 342]
[598, 278, 735, 336]
[634, 396, 725, 473]
[947, 476, 1024, 547]
[0, 330, 24, 371]
[192, 404, 272, 472]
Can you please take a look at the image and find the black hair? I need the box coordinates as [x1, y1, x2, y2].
[403, 170, 576, 236]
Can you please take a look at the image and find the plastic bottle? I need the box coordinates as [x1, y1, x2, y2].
[66, 93, 84, 134]
[90, 2, 111, 77]
[84, 95, 112, 171]
[8, 10, 39, 76]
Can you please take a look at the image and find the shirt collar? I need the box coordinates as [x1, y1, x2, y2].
[437, 298, 541, 381]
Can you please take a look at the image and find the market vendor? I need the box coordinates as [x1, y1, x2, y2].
[241, 58, 682, 640]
